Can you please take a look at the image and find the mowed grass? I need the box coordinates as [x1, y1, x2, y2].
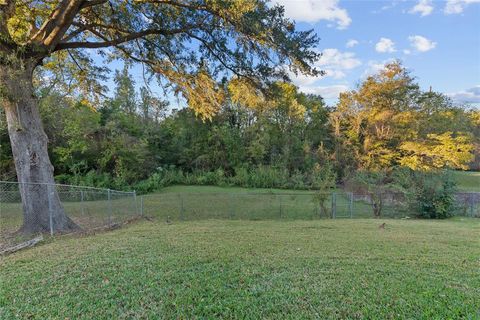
[1, 219, 479, 319]
[453, 171, 480, 192]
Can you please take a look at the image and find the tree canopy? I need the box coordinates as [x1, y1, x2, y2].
[2, 61, 477, 192]
[0, 0, 325, 233]
[2, 0, 321, 118]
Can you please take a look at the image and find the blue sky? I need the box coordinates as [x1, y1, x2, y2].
[103, 0, 480, 107]
[277, 0, 480, 106]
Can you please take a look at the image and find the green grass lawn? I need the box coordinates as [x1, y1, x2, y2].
[452, 171, 480, 192]
[1, 219, 479, 319]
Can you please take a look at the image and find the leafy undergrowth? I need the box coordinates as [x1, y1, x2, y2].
[1, 219, 479, 319]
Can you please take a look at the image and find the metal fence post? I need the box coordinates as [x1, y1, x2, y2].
[279, 195, 283, 219]
[140, 196, 144, 216]
[180, 194, 185, 220]
[331, 192, 336, 219]
[133, 190, 138, 216]
[107, 189, 112, 226]
[349, 192, 353, 218]
[229, 194, 234, 219]
[47, 184, 54, 236]
[80, 190, 85, 216]
[471, 194, 475, 217]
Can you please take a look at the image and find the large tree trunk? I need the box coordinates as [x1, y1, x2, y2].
[0, 60, 78, 234]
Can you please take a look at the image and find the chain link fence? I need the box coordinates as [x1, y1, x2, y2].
[0, 181, 138, 251]
[2, 183, 478, 251]
[139, 191, 480, 222]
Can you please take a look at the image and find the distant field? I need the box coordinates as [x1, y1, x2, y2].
[453, 171, 480, 192]
[1, 219, 479, 319]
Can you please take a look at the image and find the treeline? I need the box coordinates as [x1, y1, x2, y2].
[1, 62, 478, 193]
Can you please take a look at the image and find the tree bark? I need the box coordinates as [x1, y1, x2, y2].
[0, 60, 78, 234]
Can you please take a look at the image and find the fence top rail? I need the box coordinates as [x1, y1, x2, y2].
[143, 192, 340, 196]
[0, 181, 135, 195]
[141, 191, 479, 197]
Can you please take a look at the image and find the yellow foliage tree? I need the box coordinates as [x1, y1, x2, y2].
[400, 132, 474, 170]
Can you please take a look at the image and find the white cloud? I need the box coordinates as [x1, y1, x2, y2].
[448, 85, 480, 104]
[274, 0, 351, 29]
[444, 0, 480, 14]
[372, 0, 401, 14]
[408, 35, 437, 52]
[410, 0, 434, 16]
[300, 85, 349, 99]
[403, 49, 411, 55]
[287, 48, 360, 99]
[288, 48, 360, 96]
[326, 70, 347, 79]
[317, 48, 362, 79]
[362, 59, 395, 78]
[289, 72, 318, 87]
[346, 39, 359, 48]
[375, 38, 396, 53]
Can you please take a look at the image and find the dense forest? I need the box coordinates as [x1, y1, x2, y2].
[1, 62, 478, 193]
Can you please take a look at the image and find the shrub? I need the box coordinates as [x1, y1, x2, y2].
[409, 171, 457, 219]
[249, 166, 289, 188]
[311, 163, 336, 218]
[231, 166, 250, 187]
[288, 170, 307, 189]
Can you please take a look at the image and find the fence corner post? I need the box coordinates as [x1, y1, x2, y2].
[47, 184, 54, 236]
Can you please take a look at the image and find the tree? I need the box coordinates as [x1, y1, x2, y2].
[139, 86, 168, 123]
[350, 170, 389, 218]
[112, 64, 137, 114]
[334, 62, 420, 171]
[333, 61, 476, 174]
[399, 132, 474, 170]
[0, 0, 320, 233]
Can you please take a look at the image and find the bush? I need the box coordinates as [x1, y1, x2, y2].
[311, 163, 337, 218]
[288, 170, 307, 189]
[231, 166, 250, 187]
[133, 164, 341, 193]
[408, 171, 457, 219]
[248, 166, 289, 188]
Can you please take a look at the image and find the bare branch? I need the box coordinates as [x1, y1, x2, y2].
[54, 26, 195, 51]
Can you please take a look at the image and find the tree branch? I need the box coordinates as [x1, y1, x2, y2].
[29, 0, 85, 51]
[54, 26, 195, 51]
[80, 0, 108, 9]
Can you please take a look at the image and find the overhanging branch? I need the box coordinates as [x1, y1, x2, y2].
[54, 26, 196, 51]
